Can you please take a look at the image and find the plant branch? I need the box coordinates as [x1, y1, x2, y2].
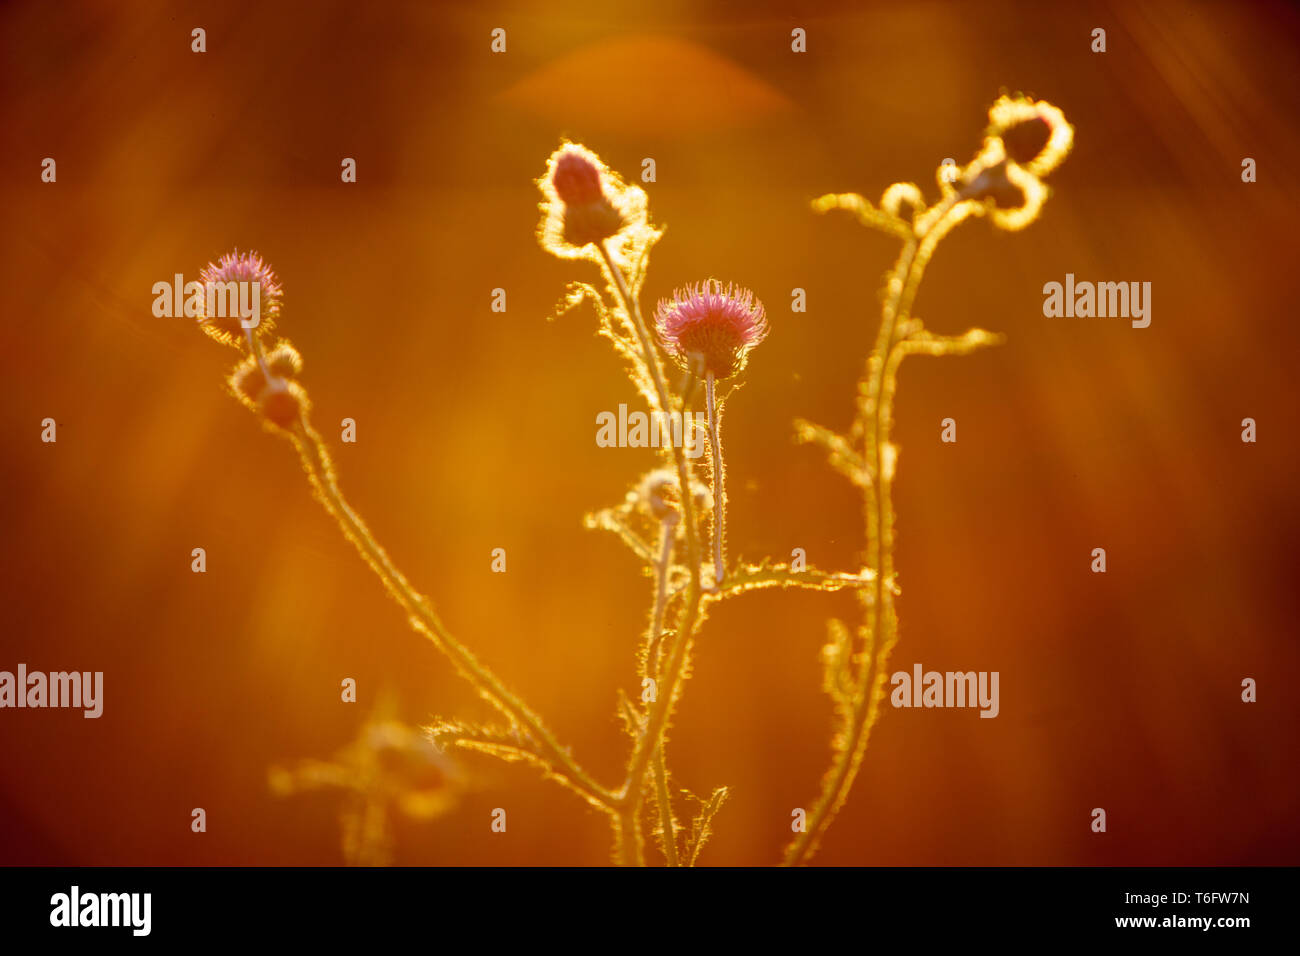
[645, 515, 680, 865]
[783, 196, 979, 865]
[287, 419, 618, 813]
[704, 371, 725, 584]
[597, 240, 708, 860]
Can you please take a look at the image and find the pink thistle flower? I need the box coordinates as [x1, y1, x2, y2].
[197, 249, 283, 346]
[654, 280, 768, 380]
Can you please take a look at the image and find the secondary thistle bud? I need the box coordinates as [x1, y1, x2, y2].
[637, 469, 713, 522]
[638, 469, 680, 521]
[259, 379, 308, 430]
[230, 358, 267, 406]
[229, 342, 303, 409]
[265, 341, 302, 379]
[689, 481, 713, 516]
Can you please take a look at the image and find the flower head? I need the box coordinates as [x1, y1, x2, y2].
[197, 249, 282, 346]
[538, 143, 650, 261]
[654, 280, 768, 379]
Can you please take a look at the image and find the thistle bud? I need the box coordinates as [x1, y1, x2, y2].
[539, 144, 642, 257]
[638, 469, 680, 521]
[551, 148, 625, 247]
[230, 357, 269, 406]
[229, 341, 303, 411]
[637, 469, 713, 523]
[259, 379, 308, 429]
[552, 150, 606, 206]
[265, 341, 302, 379]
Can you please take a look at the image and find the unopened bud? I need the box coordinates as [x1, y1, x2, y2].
[552, 150, 605, 206]
[259, 379, 307, 429]
[550, 147, 625, 247]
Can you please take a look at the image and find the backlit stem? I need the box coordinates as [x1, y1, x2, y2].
[705, 372, 725, 585]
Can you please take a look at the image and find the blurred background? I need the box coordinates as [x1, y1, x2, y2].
[1, 0, 1298, 866]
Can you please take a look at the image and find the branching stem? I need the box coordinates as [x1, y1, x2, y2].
[647, 514, 681, 865]
[784, 196, 971, 866]
[287, 419, 618, 814]
[598, 240, 705, 867]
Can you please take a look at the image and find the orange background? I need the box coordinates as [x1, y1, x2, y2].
[1, 0, 1297, 865]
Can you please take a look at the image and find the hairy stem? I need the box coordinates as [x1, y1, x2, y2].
[705, 371, 725, 585]
[244, 326, 270, 374]
[652, 748, 679, 866]
[597, 240, 706, 852]
[647, 516, 680, 865]
[288, 418, 618, 812]
[784, 197, 969, 866]
[614, 807, 643, 866]
[646, 516, 677, 679]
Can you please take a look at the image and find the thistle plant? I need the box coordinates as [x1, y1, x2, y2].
[786, 94, 1073, 863]
[190, 93, 1071, 865]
